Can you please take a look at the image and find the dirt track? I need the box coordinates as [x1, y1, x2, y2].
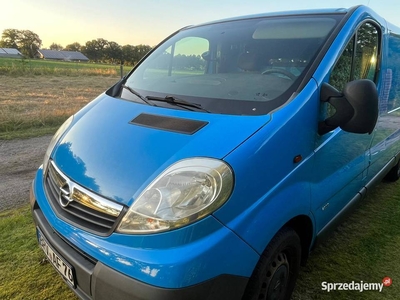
[0, 135, 51, 211]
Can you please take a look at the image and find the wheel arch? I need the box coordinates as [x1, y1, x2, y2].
[283, 215, 314, 266]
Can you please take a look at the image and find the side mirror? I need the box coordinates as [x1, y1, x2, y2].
[318, 79, 378, 135]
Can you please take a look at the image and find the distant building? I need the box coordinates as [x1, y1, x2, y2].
[37, 49, 89, 62]
[0, 48, 23, 58]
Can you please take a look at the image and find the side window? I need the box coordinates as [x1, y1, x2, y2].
[330, 22, 380, 91]
[171, 37, 208, 76]
[353, 23, 379, 81]
[330, 38, 354, 91]
[384, 34, 400, 113]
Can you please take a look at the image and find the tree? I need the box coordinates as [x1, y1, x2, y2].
[0, 28, 152, 62]
[133, 44, 152, 64]
[19, 30, 42, 58]
[120, 44, 152, 66]
[82, 38, 109, 62]
[104, 41, 122, 64]
[0, 29, 42, 58]
[1, 29, 20, 49]
[122, 44, 136, 65]
[82, 40, 100, 61]
[49, 43, 63, 51]
[65, 42, 81, 52]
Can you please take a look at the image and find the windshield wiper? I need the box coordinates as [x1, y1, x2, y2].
[145, 95, 209, 112]
[121, 85, 155, 106]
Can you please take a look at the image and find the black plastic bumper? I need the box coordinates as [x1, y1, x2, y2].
[31, 204, 249, 300]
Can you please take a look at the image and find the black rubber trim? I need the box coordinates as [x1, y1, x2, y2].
[313, 191, 364, 249]
[92, 262, 248, 300]
[366, 157, 397, 189]
[130, 113, 208, 135]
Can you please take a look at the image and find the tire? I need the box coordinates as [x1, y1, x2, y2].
[384, 160, 400, 182]
[242, 227, 301, 300]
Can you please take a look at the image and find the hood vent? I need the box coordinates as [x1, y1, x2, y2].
[130, 113, 208, 135]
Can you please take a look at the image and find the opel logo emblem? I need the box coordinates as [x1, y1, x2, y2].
[59, 181, 73, 208]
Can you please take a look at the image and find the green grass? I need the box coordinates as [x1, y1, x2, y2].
[0, 57, 131, 77]
[292, 180, 400, 299]
[0, 126, 61, 140]
[0, 206, 77, 300]
[0, 75, 119, 140]
[1, 181, 399, 299]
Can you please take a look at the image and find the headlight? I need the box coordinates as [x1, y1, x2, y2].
[117, 158, 233, 234]
[43, 116, 73, 174]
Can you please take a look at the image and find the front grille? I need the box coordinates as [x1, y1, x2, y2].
[44, 160, 125, 235]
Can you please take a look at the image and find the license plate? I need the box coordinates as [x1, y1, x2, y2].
[37, 228, 75, 287]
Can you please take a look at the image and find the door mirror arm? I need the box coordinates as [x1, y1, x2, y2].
[318, 80, 378, 135]
[319, 83, 354, 135]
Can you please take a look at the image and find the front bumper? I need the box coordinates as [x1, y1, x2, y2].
[32, 207, 248, 300]
[30, 168, 257, 300]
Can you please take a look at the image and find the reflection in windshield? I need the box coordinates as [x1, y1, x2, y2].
[125, 14, 343, 115]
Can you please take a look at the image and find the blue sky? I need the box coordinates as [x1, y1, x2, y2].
[2, 0, 400, 48]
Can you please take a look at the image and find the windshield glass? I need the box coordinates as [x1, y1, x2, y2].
[124, 14, 343, 115]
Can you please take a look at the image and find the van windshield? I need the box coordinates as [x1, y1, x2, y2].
[124, 14, 343, 115]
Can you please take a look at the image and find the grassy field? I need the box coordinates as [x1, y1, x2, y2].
[0, 181, 399, 299]
[0, 75, 119, 139]
[0, 57, 131, 77]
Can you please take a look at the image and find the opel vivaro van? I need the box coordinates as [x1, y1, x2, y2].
[30, 5, 400, 300]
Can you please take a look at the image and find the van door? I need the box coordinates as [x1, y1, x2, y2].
[368, 31, 400, 179]
[312, 21, 381, 234]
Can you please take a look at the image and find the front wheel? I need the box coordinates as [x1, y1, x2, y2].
[242, 227, 301, 300]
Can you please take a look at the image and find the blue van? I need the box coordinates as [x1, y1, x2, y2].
[30, 5, 400, 300]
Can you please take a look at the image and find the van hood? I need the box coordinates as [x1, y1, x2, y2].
[52, 94, 270, 206]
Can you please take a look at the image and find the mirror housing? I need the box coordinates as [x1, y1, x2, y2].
[319, 79, 378, 135]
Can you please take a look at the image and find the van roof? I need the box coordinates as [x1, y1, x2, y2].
[191, 7, 350, 28]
